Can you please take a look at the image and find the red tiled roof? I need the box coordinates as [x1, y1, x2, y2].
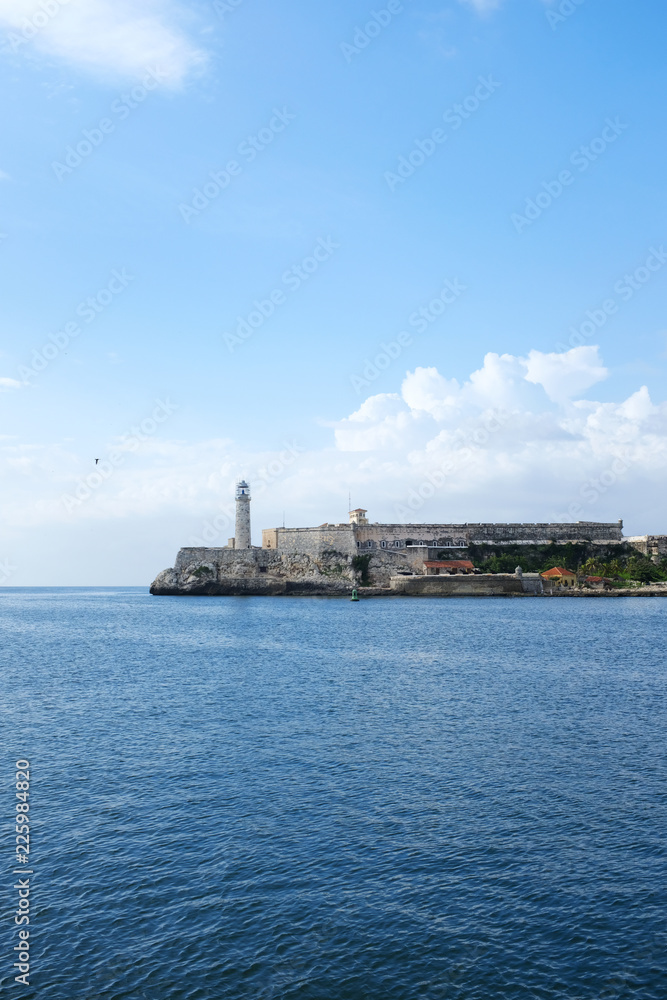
[424, 560, 475, 570]
[541, 567, 576, 579]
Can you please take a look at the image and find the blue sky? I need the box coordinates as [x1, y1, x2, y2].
[1, 0, 666, 584]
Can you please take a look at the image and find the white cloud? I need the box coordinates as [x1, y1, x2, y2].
[522, 345, 608, 402]
[0, 376, 22, 390]
[401, 367, 461, 419]
[322, 348, 666, 528]
[0, 0, 205, 87]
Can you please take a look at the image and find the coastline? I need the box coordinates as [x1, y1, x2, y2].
[149, 544, 667, 599]
[150, 581, 667, 598]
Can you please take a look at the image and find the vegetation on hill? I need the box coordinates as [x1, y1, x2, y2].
[462, 542, 667, 583]
[352, 554, 372, 586]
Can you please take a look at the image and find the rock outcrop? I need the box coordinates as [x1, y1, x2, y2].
[150, 547, 358, 597]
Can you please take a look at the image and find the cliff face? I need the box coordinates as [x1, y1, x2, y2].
[150, 542, 441, 596]
[150, 550, 667, 597]
[150, 547, 359, 596]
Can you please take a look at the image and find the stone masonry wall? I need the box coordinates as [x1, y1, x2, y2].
[626, 535, 667, 562]
[390, 574, 528, 597]
[265, 521, 624, 556]
[353, 521, 624, 546]
[268, 526, 358, 558]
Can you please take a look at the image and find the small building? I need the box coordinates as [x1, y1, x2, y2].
[349, 508, 369, 526]
[540, 567, 577, 589]
[424, 560, 475, 576]
[584, 575, 614, 590]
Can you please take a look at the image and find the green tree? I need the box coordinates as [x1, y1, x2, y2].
[605, 559, 624, 579]
[583, 557, 604, 576]
[626, 556, 661, 583]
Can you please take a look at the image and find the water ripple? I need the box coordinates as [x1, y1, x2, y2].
[0, 589, 665, 999]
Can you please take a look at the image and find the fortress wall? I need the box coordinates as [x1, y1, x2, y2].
[353, 521, 624, 546]
[626, 535, 667, 562]
[627, 536, 649, 556]
[269, 525, 357, 558]
[354, 546, 428, 586]
[175, 548, 284, 576]
[467, 521, 623, 542]
[390, 574, 527, 597]
[262, 529, 279, 549]
[354, 524, 469, 547]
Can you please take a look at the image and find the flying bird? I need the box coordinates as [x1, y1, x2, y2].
[95, 459, 99, 464]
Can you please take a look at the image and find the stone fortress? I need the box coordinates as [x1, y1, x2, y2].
[150, 480, 667, 596]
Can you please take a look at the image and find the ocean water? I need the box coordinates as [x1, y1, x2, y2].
[0, 589, 665, 1000]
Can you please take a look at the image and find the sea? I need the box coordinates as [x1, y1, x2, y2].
[0, 588, 665, 1000]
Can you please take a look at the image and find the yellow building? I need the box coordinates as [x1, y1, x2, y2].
[540, 567, 578, 589]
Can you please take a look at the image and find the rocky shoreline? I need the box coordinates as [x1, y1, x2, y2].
[150, 574, 667, 599]
[150, 546, 667, 598]
[546, 585, 667, 597]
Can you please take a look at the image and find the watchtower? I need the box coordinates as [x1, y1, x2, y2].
[349, 508, 369, 526]
[235, 480, 252, 549]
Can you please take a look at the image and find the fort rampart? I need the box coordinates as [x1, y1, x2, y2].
[626, 535, 667, 562]
[389, 574, 544, 597]
[264, 520, 624, 554]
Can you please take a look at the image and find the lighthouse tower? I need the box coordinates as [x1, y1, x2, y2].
[234, 480, 252, 549]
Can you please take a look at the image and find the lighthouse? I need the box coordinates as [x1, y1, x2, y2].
[234, 480, 252, 549]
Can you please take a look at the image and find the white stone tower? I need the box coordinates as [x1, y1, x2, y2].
[235, 480, 252, 549]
